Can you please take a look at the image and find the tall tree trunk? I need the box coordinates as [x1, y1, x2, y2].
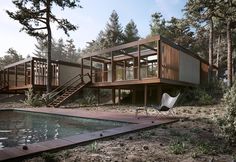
[208, 18, 213, 82]
[46, 0, 52, 93]
[216, 35, 221, 78]
[227, 19, 232, 87]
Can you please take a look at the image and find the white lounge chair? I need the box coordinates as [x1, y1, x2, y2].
[152, 93, 180, 117]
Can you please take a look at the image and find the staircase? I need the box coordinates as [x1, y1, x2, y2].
[45, 73, 91, 108]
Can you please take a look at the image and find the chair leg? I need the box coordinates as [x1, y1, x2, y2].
[145, 107, 148, 116]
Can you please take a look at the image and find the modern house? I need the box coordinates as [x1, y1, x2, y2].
[0, 35, 217, 107]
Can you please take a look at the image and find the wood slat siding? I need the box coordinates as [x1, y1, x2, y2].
[200, 62, 209, 84]
[161, 42, 179, 80]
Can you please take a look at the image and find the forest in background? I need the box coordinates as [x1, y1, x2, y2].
[1, 0, 236, 85]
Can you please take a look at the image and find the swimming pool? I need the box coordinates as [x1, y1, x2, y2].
[0, 110, 128, 149]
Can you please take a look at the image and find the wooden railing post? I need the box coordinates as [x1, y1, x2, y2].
[31, 59, 35, 87]
[138, 44, 141, 80]
[81, 58, 84, 82]
[90, 57, 92, 81]
[15, 65, 17, 87]
[158, 40, 162, 79]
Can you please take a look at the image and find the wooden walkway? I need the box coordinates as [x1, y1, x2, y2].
[0, 108, 178, 161]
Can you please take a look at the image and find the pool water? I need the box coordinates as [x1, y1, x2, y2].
[0, 110, 128, 149]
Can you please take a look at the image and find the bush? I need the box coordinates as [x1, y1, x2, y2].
[217, 82, 236, 144]
[23, 88, 43, 107]
[76, 89, 97, 106]
[180, 88, 213, 106]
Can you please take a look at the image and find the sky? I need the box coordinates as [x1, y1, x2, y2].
[0, 0, 187, 58]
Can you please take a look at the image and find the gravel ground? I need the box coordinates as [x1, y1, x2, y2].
[0, 98, 235, 162]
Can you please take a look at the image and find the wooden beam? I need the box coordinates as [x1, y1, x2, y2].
[7, 68, 9, 88]
[97, 88, 100, 105]
[15, 65, 17, 87]
[144, 84, 147, 106]
[82, 35, 160, 59]
[141, 44, 157, 52]
[157, 85, 162, 104]
[93, 55, 111, 61]
[24, 63, 27, 85]
[90, 57, 92, 78]
[158, 40, 162, 79]
[31, 59, 34, 87]
[138, 45, 141, 80]
[103, 63, 108, 82]
[112, 88, 115, 104]
[81, 58, 84, 82]
[132, 89, 136, 104]
[118, 88, 121, 105]
[120, 50, 135, 58]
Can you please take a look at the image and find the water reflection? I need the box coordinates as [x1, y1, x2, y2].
[0, 111, 127, 148]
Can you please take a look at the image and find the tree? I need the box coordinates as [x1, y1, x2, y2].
[7, 0, 82, 93]
[103, 10, 123, 48]
[33, 37, 47, 58]
[184, 0, 217, 82]
[54, 38, 66, 61]
[123, 20, 140, 43]
[0, 48, 23, 69]
[64, 39, 80, 63]
[149, 12, 168, 37]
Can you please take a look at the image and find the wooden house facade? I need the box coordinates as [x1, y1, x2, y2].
[0, 35, 217, 106]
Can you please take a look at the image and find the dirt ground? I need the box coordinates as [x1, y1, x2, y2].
[0, 98, 236, 162]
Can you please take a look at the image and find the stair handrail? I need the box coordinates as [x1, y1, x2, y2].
[43, 73, 81, 100]
[43, 73, 90, 101]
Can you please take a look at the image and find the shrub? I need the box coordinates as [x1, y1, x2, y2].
[41, 152, 58, 162]
[169, 139, 187, 154]
[180, 88, 213, 106]
[23, 88, 43, 107]
[217, 82, 236, 144]
[88, 141, 99, 152]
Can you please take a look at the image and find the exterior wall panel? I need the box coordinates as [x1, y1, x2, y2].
[161, 42, 179, 80]
[179, 51, 200, 84]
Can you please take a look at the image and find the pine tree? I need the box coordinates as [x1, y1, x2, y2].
[7, 0, 81, 93]
[123, 20, 140, 43]
[33, 37, 47, 58]
[0, 48, 23, 69]
[103, 10, 123, 48]
[65, 39, 80, 63]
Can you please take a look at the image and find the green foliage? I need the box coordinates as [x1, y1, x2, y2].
[23, 88, 43, 107]
[217, 82, 236, 144]
[76, 89, 97, 106]
[0, 48, 23, 69]
[180, 80, 225, 106]
[33, 37, 80, 63]
[169, 139, 187, 155]
[123, 19, 140, 43]
[88, 141, 99, 152]
[41, 152, 58, 162]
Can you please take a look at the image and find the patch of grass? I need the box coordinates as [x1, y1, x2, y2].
[190, 127, 202, 134]
[41, 152, 59, 162]
[88, 141, 99, 152]
[169, 139, 187, 155]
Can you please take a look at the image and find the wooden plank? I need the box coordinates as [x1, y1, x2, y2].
[118, 88, 121, 105]
[90, 57, 92, 78]
[112, 88, 115, 104]
[144, 84, 147, 106]
[158, 40, 161, 79]
[82, 35, 160, 59]
[15, 65, 17, 87]
[141, 44, 157, 52]
[81, 58, 84, 82]
[31, 59, 34, 87]
[138, 45, 141, 80]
